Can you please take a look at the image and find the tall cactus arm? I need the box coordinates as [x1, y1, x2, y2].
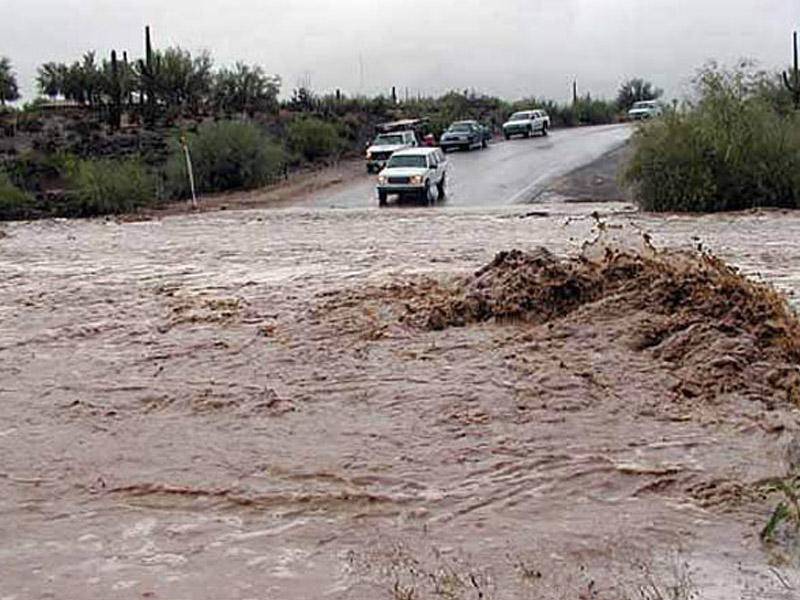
[783, 31, 800, 108]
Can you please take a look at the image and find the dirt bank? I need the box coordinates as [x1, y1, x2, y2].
[1, 205, 799, 599]
[541, 142, 632, 203]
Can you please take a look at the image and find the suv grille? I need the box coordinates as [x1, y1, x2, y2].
[388, 176, 410, 184]
[371, 152, 392, 161]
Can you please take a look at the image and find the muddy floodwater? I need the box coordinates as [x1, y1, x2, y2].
[1, 203, 800, 599]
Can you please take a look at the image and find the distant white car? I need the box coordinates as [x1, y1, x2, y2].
[376, 147, 448, 206]
[366, 131, 418, 173]
[502, 110, 550, 139]
[627, 100, 662, 120]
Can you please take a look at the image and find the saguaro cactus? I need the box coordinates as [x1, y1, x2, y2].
[783, 31, 800, 110]
[123, 51, 132, 105]
[109, 50, 122, 129]
[138, 25, 159, 124]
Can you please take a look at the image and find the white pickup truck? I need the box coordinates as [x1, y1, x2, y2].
[502, 110, 550, 139]
[376, 147, 447, 206]
[365, 130, 418, 173]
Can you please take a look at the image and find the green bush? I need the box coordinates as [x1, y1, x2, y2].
[623, 65, 800, 212]
[165, 120, 285, 198]
[554, 98, 618, 127]
[0, 171, 36, 220]
[64, 157, 156, 217]
[575, 97, 618, 125]
[286, 117, 343, 162]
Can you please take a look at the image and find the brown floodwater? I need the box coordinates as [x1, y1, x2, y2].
[1, 203, 799, 599]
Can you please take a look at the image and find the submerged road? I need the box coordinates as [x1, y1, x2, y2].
[296, 123, 632, 209]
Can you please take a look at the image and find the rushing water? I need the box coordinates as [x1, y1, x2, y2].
[1, 203, 799, 599]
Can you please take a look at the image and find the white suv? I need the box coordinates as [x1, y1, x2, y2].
[627, 100, 662, 120]
[366, 131, 418, 173]
[502, 110, 550, 139]
[376, 147, 448, 206]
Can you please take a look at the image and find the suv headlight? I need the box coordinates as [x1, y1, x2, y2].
[378, 175, 387, 185]
[366, 151, 373, 159]
[410, 175, 424, 185]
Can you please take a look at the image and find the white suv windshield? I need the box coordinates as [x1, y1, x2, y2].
[374, 134, 404, 145]
[509, 112, 530, 120]
[387, 155, 427, 168]
[632, 102, 655, 109]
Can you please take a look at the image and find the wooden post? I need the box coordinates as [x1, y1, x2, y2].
[180, 133, 198, 210]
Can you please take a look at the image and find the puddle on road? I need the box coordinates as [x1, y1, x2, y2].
[1, 204, 799, 599]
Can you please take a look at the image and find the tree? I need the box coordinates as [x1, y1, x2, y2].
[42, 53, 104, 106]
[616, 78, 663, 111]
[62, 62, 88, 104]
[78, 52, 103, 106]
[0, 57, 21, 105]
[37, 62, 67, 98]
[289, 86, 316, 112]
[154, 47, 213, 111]
[213, 63, 280, 115]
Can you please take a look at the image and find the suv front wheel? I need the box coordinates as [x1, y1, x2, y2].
[420, 182, 435, 206]
[437, 174, 446, 198]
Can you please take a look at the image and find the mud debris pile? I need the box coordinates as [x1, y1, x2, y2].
[407, 246, 800, 404]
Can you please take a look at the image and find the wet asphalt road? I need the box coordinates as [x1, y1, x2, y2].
[297, 123, 632, 209]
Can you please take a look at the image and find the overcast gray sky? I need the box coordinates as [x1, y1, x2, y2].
[2, 0, 797, 102]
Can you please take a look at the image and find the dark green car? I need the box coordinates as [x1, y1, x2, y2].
[439, 120, 492, 152]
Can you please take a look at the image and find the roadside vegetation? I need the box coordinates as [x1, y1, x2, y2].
[164, 120, 285, 198]
[285, 117, 344, 162]
[624, 63, 800, 212]
[1, 155, 156, 219]
[64, 157, 156, 217]
[0, 170, 35, 220]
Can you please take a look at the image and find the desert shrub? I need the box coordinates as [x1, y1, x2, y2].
[1, 150, 63, 192]
[754, 73, 795, 117]
[623, 64, 800, 212]
[64, 157, 156, 216]
[574, 97, 618, 125]
[552, 97, 618, 127]
[0, 171, 36, 220]
[286, 117, 343, 162]
[165, 120, 285, 198]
